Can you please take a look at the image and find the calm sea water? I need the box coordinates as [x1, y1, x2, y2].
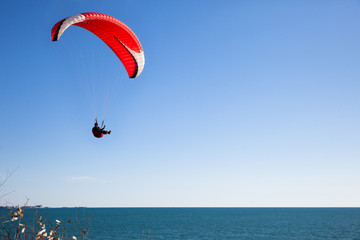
[19, 208, 360, 239]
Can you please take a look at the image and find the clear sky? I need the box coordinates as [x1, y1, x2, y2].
[1, 0, 360, 207]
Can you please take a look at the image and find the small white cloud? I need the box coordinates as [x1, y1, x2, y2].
[66, 176, 96, 182]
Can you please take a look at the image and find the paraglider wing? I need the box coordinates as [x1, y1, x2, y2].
[51, 12, 144, 78]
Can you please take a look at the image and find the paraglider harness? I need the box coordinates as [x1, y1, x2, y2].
[92, 119, 111, 138]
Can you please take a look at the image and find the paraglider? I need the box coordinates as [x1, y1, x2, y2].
[92, 119, 111, 138]
[51, 12, 145, 138]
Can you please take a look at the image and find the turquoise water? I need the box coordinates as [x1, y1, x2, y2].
[21, 208, 360, 239]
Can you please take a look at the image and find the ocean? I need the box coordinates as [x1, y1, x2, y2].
[13, 208, 360, 239]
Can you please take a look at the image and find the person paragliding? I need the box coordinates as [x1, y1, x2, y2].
[51, 12, 145, 139]
[92, 119, 111, 138]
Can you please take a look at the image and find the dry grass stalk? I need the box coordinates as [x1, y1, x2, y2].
[0, 206, 89, 240]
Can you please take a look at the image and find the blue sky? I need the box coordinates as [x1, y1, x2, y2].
[1, 0, 360, 207]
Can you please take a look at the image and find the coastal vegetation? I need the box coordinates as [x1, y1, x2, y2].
[1, 172, 88, 240]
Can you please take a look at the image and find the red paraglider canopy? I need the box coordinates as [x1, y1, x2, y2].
[51, 12, 145, 78]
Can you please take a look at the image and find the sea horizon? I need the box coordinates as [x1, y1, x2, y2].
[13, 207, 360, 239]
